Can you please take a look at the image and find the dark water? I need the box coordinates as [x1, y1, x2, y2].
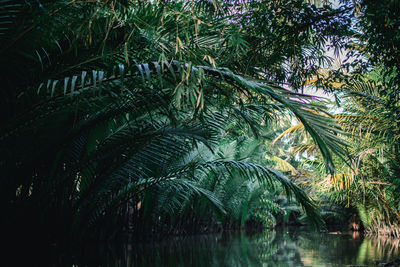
[49, 229, 399, 266]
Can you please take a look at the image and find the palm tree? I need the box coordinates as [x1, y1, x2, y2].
[0, 0, 348, 242]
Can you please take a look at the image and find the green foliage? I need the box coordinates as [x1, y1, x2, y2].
[272, 0, 400, 235]
[0, 0, 354, 243]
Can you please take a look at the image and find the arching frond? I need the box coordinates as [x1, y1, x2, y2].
[272, 123, 305, 144]
[270, 156, 299, 176]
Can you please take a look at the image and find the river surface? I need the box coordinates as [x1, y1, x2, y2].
[51, 228, 399, 266]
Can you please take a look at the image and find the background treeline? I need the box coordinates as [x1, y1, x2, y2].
[273, 0, 400, 237]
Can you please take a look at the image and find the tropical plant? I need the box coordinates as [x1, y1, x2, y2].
[275, 67, 400, 234]
[0, 0, 351, 245]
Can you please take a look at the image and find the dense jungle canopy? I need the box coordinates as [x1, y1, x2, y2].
[1, 0, 400, 251]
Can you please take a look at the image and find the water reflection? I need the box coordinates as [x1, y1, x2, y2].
[50, 229, 399, 266]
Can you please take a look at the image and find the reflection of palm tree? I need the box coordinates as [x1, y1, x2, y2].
[352, 231, 360, 239]
[43, 229, 400, 266]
